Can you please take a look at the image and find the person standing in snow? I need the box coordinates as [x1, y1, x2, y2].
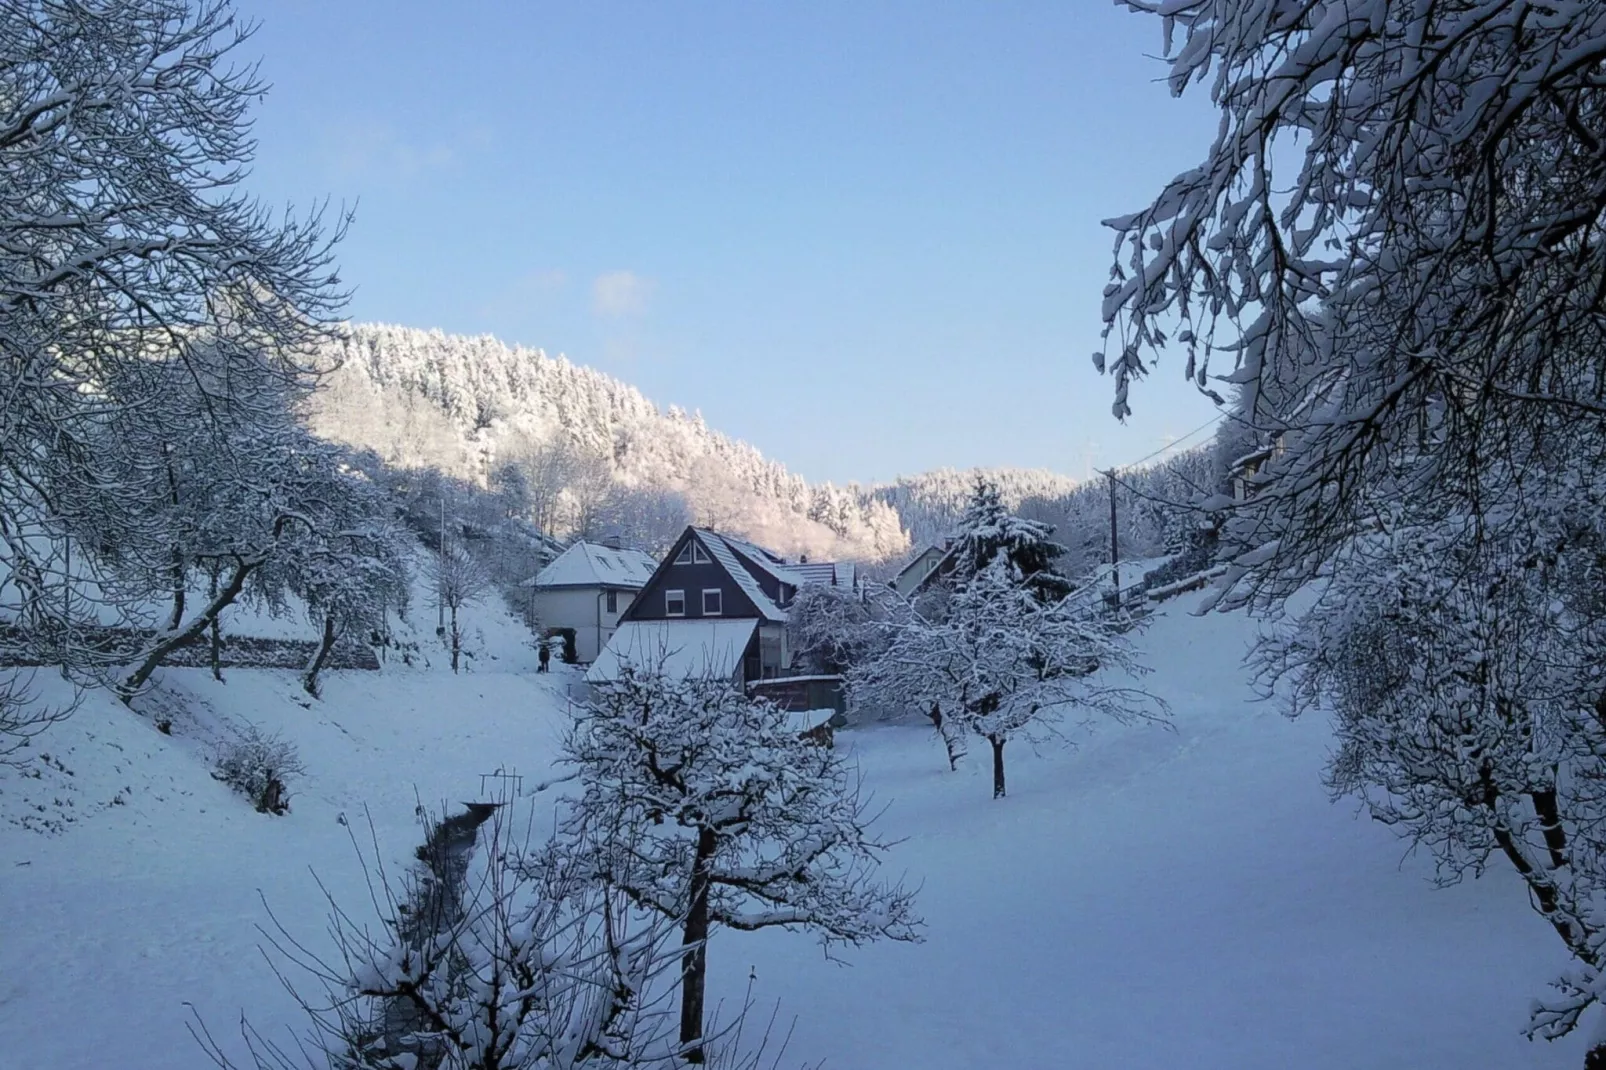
[538, 641, 551, 673]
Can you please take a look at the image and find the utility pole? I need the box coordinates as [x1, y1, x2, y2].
[1105, 469, 1120, 603]
[61, 532, 71, 679]
[437, 495, 447, 633]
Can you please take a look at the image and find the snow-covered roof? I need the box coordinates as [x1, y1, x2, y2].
[530, 541, 658, 590]
[691, 530, 790, 622]
[585, 619, 759, 683]
[785, 561, 857, 589]
[892, 542, 954, 593]
[717, 533, 808, 589]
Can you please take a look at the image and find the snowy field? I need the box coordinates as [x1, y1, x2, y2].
[0, 593, 1584, 1069]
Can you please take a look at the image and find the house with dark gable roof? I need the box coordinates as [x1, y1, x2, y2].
[585, 527, 854, 699]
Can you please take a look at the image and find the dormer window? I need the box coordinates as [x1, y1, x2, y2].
[692, 542, 711, 564]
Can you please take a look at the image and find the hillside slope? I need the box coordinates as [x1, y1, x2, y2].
[0, 596, 1581, 1069]
[304, 323, 1085, 562]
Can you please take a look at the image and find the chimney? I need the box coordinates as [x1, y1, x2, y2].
[602, 533, 622, 550]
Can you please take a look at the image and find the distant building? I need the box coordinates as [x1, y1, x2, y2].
[887, 539, 954, 598]
[523, 537, 657, 662]
[586, 527, 855, 700]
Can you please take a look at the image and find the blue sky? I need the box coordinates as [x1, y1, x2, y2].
[238, 1, 1221, 486]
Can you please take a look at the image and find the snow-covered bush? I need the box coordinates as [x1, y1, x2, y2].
[212, 727, 304, 815]
[195, 805, 783, 1070]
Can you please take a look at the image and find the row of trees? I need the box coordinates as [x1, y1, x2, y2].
[0, 0, 426, 747]
[1103, 1, 1606, 1064]
[0, 0, 602, 749]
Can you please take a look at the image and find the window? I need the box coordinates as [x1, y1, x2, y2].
[665, 589, 686, 617]
[692, 542, 711, 564]
[675, 544, 692, 565]
[605, 590, 618, 614]
[702, 588, 722, 616]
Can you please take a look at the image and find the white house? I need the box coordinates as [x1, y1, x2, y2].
[524, 538, 658, 662]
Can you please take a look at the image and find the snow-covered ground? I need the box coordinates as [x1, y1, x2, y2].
[0, 593, 1584, 1068]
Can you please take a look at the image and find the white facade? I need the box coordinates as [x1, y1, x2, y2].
[526, 541, 658, 662]
[530, 585, 639, 663]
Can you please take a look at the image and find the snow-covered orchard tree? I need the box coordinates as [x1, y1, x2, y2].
[278, 477, 413, 698]
[785, 581, 893, 679]
[428, 543, 493, 674]
[0, 0, 346, 731]
[197, 804, 776, 1070]
[1101, 0, 1606, 610]
[565, 670, 921, 1063]
[1259, 464, 1606, 1059]
[857, 559, 1164, 797]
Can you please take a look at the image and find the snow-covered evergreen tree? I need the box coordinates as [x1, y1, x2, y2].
[947, 477, 1074, 602]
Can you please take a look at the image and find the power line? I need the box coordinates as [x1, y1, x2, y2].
[1107, 412, 1224, 476]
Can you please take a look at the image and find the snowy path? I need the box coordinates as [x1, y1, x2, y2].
[0, 598, 1586, 1068]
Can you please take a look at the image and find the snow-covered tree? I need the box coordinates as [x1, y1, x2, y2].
[0, 0, 346, 736]
[428, 543, 493, 673]
[1260, 460, 1606, 1056]
[785, 582, 887, 678]
[1103, 5, 1606, 1059]
[1101, 0, 1606, 610]
[201, 804, 771, 1070]
[853, 559, 1165, 795]
[566, 670, 921, 1063]
[282, 481, 413, 698]
[946, 478, 1074, 602]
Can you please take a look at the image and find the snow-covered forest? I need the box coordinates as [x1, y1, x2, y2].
[303, 323, 1150, 566]
[9, 0, 1606, 1067]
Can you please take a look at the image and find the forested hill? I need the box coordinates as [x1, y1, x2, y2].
[304, 323, 1083, 561]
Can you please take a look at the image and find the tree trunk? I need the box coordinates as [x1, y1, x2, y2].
[302, 613, 339, 698]
[167, 559, 186, 632]
[679, 826, 718, 1063]
[449, 604, 461, 673]
[991, 735, 1006, 799]
[1586, 1040, 1606, 1070]
[1531, 788, 1570, 871]
[207, 568, 223, 682]
[120, 558, 257, 704]
[209, 616, 223, 681]
[929, 703, 964, 770]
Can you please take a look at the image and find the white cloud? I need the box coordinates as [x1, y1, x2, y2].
[591, 270, 655, 318]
